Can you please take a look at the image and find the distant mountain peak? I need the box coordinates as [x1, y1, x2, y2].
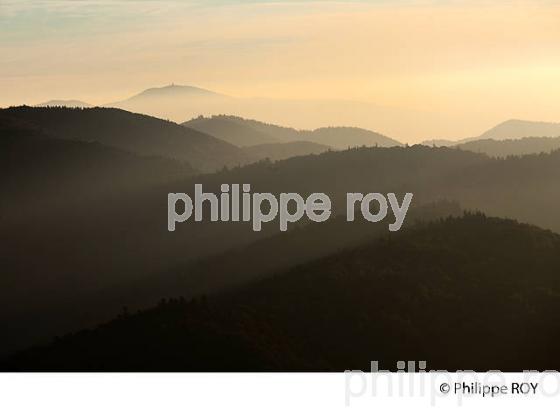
[477, 118, 560, 141]
[131, 84, 226, 99]
[500, 118, 559, 125]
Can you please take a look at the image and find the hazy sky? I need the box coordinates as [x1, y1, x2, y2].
[2, 0, 560, 140]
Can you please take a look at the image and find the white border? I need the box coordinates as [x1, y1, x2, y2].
[1, 372, 559, 409]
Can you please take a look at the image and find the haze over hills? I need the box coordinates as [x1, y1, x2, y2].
[0, 106, 253, 173]
[107, 84, 232, 123]
[110, 84, 227, 110]
[421, 121, 560, 157]
[122, 84, 226, 100]
[453, 136, 560, 158]
[97, 84, 450, 141]
[4, 214, 560, 371]
[184, 115, 281, 147]
[476, 119, 560, 141]
[301, 126, 402, 149]
[183, 115, 402, 149]
[422, 119, 560, 147]
[26, 85, 560, 145]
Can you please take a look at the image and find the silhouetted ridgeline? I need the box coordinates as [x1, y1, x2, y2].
[3, 215, 560, 371]
[193, 145, 560, 232]
[476, 119, 560, 141]
[454, 136, 560, 158]
[241, 141, 331, 161]
[184, 115, 403, 149]
[1, 106, 253, 173]
[422, 119, 560, 147]
[184, 115, 282, 146]
[0, 117, 194, 213]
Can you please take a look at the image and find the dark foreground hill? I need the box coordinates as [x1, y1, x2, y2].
[4, 214, 560, 371]
[1, 106, 253, 172]
[0, 117, 194, 213]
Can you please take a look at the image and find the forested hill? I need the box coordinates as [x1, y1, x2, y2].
[185, 145, 560, 231]
[0, 117, 194, 212]
[4, 214, 560, 371]
[1, 106, 253, 172]
[184, 115, 402, 148]
[3, 139, 560, 359]
[455, 136, 560, 157]
[476, 119, 560, 141]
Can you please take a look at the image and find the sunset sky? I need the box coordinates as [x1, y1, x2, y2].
[2, 0, 560, 141]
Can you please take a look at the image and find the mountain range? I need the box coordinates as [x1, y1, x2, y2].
[28, 84, 560, 148]
[1, 106, 252, 173]
[3, 134, 560, 357]
[2, 103, 560, 370]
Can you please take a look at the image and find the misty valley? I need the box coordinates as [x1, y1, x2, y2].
[1, 105, 560, 371]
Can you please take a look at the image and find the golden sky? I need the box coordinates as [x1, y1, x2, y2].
[2, 0, 560, 141]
